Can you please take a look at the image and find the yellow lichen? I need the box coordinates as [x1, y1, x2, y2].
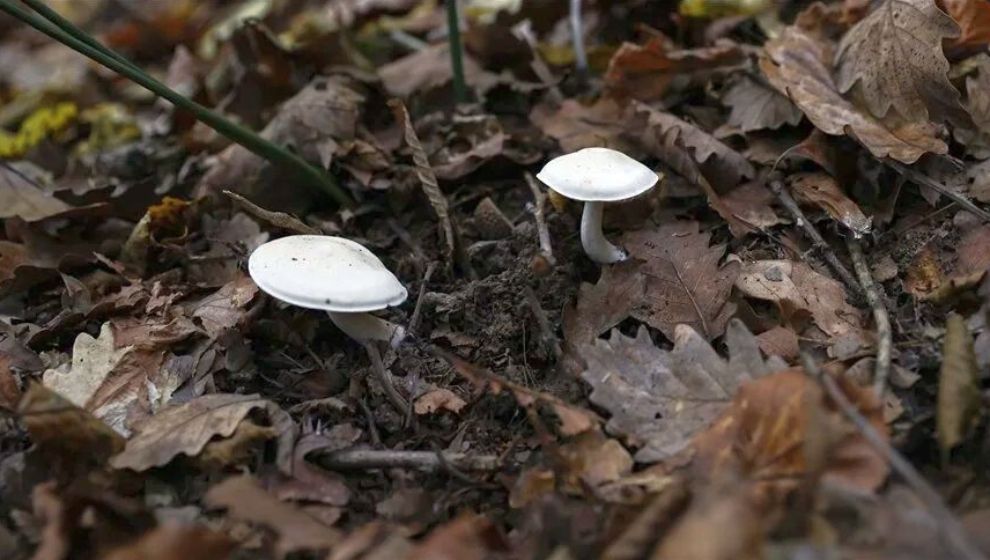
[0, 102, 78, 158]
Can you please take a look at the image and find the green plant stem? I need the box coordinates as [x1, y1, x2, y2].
[0, 0, 351, 207]
[445, 0, 466, 104]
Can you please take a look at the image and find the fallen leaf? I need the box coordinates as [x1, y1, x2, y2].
[530, 97, 636, 153]
[617, 221, 740, 341]
[101, 524, 236, 560]
[42, 323, 130, 414]
[691, 368, 889, 498]
[604, 38, 746, 101]
[955, 224, 990, 276]
[756, 326, 801, 361]
[789, 172, 873, 236]
[955, 57, 990, 158]
[110, 393, 297, 474]
[761, 17, 948, 163]
[0, 161, 72, 222]
[406, 513, 507, 560]
[579, 320, 778, 462]
[428, 114, 507, 180]
[937, 313, 980, 456]
[941, 0, 990, 49]
[722, 76, 803, 132]
[835, 0, 971, 127]
[205, 475, 340, 556]
[191, 275, 259, 338]
[735, 260, 863, 339]
[196, 420, 278, 470]
[562, 260, 644, 346]
[414, 388, 468, 415]
[378, 43, 499, 99]
[558, 431, 634, 491]
[721, 181, 783, 230]
[17, 383, 125, 469]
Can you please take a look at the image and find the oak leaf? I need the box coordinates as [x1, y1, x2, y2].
[110, 393, 297, 474]
[835, 0, 971, 127]
[941, 0, 990, 49]
[761, 20, 948, 163]
[789, 172, 873, 236]
[616, 221, 740, 341]
[955, 58, 990, 158]
[604, 38, 745, 101]
[937, 314, 980, 456]
[722, 76, 803, 132]
[580, 320, 782, 462]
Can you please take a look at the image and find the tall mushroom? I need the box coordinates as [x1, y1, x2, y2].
[248, 235, 409, 410]
[537, 147, 659, 264]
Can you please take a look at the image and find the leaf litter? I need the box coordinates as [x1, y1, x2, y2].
[2, 0, 990, 558]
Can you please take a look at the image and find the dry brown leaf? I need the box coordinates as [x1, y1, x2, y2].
[196, 420, 278, 470]
[691, 369, 889, 497]
[101, 524, 236, 560]
[735, 260, 863, 340]
[205, 475, 340, 556]
[756, 326, 801, 361]
[191, 275, 259, 338]
[937, 314, 980, 456]
[789, 172, 873, 236]
[428, 114, 507, 180]
[941, 0, 990, 48]
[955, 225, 990, 276]
[17, 383, 125, 468]
[378, 43, 499, 99]
[390, 100, 456, 263]
[42, 318, 197, 435]
[761, 19, 948, 163]
[406, 513, 507, 560]
[0, 162, 72, 222]
[413, 388, 467, 415]
[438, 347, 598, 436]
[836, 0, 971, 126]
[561, 260, 644, 346]
[722, 76, 803, 132]
[617, 221, 740, 341]
[558, 431, 634, 491]
[955, 58, 990, 158]
[529, 97, 636, 153]
[604, 38, 746, 101]
[721, 181, 783, 230]
[110, 393, 297, 474]
[579, 320, 778, 462]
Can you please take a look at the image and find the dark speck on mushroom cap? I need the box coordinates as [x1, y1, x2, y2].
[247, 235, 408, 313]
[536, 147, 659, 202]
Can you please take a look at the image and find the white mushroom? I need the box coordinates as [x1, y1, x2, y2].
[248, 235, 408, 347]
[536, 147, 658, 264]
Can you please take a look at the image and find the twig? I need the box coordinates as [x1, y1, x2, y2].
[357, 398, 382, 446]
[314, 448, 500, 472]
[223, 191, 320, 235]
[846, 238, 892, 396]
[0, 0, 351, 206]
[523, 286, 563, 360]
[569, 0, 589, 80]
[888, 161, 990, 223]
[800, 354, 987, 560]
[429, 442, 499, 488]
[408, 262, 437, 337]
[768, 177, 864, 299]
[445, 0, 467, 104]
[524, 172, 556, 266]
[363, 342, 409, 415]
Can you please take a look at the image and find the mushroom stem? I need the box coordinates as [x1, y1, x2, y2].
[327, 311, 406, 348]
[580, 201, 627, 264]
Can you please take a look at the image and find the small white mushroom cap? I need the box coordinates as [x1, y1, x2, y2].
[536, 147, 658, 202]
[248, 235, 407, 313]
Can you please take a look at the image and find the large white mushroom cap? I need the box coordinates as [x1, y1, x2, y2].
[248, 235, 408, 313]
[536, 147, 658, 202]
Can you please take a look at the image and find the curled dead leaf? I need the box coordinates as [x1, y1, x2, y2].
[937, 314, 981, 457]
[414, 388, 468, 415]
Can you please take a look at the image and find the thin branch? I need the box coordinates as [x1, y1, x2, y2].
[888, 161, 990, 223]
[768, 177, 864, 299]
[314, 448, 500, 472]
[364, 342, 409, 415]
[0, 0, 351, 206]
[523, 286, 563, 360]
[524, 172, 556, 267]
[846, 238, 892, 396]
[408, 262, 437, 337]
[800, 354, 986, 560]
